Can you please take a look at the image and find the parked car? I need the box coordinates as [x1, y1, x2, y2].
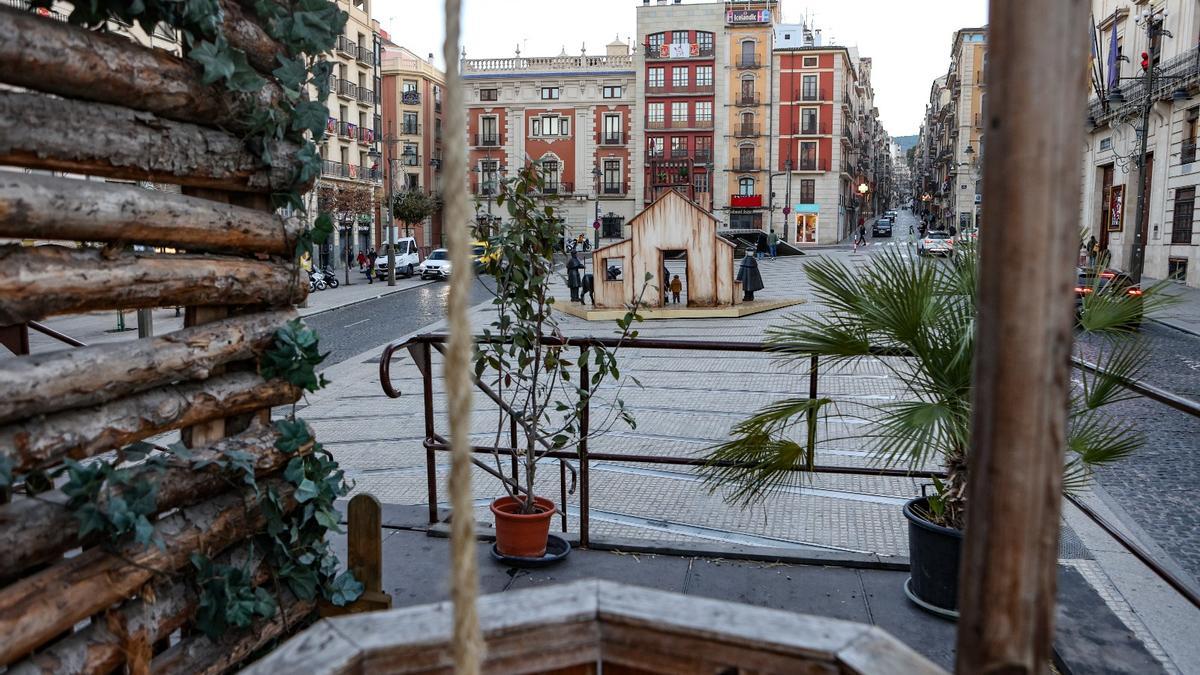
[374, 237, 420, 278]
[472, 240, 502, 269]
[1075, 267, 1143, 328]
[917, 231, 954, 256]
[957, 228, 979, 244]
[885, 210, 898, 220]
[872, 218, 893, 238]
[418, 248, 451, 280]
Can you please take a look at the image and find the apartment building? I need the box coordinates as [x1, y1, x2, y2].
[380, 42, 445, 250]
[462, 42, 637, 242]
[316, 0, 382, 265]
[914, 28, 986, 234]
[1083, 0, 1200, 287]
[724, 1, 779, 230]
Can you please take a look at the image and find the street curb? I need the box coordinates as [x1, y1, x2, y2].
[1148, 317, 1200, 339]
[299, 279, 435, 319]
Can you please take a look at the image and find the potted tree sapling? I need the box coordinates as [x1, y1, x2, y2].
[474, 164, 649, 559]
[700, 244, 1167, 616]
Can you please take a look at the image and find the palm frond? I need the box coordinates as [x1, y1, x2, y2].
[702, 436, 813, 507]
[866, 400, 968, 469]
[1076, 338, 1148, 410]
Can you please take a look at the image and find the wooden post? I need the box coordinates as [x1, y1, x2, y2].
[955, 2, 1088, 673]
[320, 493, 392, 616]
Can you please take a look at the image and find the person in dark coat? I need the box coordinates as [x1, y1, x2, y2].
[580, 273, 595, 305]
[566, 251, 584, 302]
[737, 253, 764, 302]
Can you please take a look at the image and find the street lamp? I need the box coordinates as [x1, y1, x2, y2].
[592, 165, 602, 249]
[372, 126, 399, 286]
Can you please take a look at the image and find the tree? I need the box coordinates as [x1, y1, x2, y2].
[391, 190, 440, 241]
[317, 183, 375, 285]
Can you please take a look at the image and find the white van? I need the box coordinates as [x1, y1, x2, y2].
[374, 237, 420, 278]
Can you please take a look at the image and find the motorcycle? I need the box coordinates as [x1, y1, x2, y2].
[320, 265, 340, 289]
[308, 269, 327, 291]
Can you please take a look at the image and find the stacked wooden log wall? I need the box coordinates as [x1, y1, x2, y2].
[0, 5, 319, 672]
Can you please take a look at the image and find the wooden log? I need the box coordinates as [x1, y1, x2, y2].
[955, 1, 1089, 673]
[219, 0, 286, 75]
[0, 422, 310, 579]
[151, 591, 317, 675]
[0, 372, 300, 474]
[0, 6, 283, 134]
[0, 91, 302, 193]
[0, 479, 296, 667]
[7, 542, 270, 675]
[0, 309, 295, 425]
[0, 173, 301, 255]
[0, 245, 305, 325]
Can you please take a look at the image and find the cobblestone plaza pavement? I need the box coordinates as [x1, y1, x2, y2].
[302, 221, 1199, 672]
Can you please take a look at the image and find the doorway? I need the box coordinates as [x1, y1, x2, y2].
[660, 249, 688, 306]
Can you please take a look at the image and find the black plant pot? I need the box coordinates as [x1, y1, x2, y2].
[903, 496, 962, 619]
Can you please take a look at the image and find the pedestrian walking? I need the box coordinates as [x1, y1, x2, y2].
[852, 223, 867, 252]
[1086, 235, 1099, 268]
[670, 274, 682, 304]
[356, 250, 367, 270]
[367, 250, 377, 284]
[768, 229, 779, 259]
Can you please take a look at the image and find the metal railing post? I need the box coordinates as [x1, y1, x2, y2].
[579, 346, 590, 548]
[807, 354, 819, 470]
[420, 343, 438, 524]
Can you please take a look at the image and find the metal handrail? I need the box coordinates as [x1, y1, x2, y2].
[380, 333, 1200, 608]
[27, 321, 86, 348]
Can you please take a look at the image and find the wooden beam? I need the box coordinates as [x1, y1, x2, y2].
[0, 91, 302, 193]
[0, 479, 296, 667]
[0, 372, 300, 474]
[0, 7, 283, 134]
[955, 1, 1088, 673]
[0, 245, 304, 325]
[0, 309, 294, 425]
[218, 0, 287, 75]
[0, 422, 310, 579]
[0, 173, 301, 256]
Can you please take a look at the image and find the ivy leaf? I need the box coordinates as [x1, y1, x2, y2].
[283, 564, 320, 600]
[312, 212, 334, 245]
[295, 478, 319, 503]
[226, 50, 265, 92]
[314, 506, 341, 532]
[274, 419, 311, 454]
[291, 100, 328, 137]
[273, 54, 308, 93]
[190, 39, 235, 85]
[327, 570, 364, 606]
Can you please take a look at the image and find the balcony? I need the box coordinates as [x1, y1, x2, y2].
[799, 88, 826, 103]
[336, 36, 355, 56]
[357, 88, 375, 105]
[799, 123, 829, 136]
[401, 123, 420, 136]
[336, 121, 353, 139]
[730, 194, 763, 208]
[401, 90, 421, 106]
[1183, 140, 1197, 164]
[540, 181, 574, 195]
[736, 92, 760, 106]
[643, 42, 716, 60]
[798, 158, 831, 172]
[646, 84, 715, 96]
[645, 149, 665, 161]
[734, 123, 759, 138]
[734, 159, 760, 172]
[356, 45, 373, 65]
[649, 162, 692, 186]
[474, 180, 499, 196]
[694, 149, 712, 163]
[646, 120, 668, 130]
[602, 181, 628, 195]
[337, 79, 357, 100]
[598, 132, 626, 146]
[473, 133, 502, 147]
[670, 147, 690, 160]
[356, 127, 376, 144]
[736, 55, 761, 69]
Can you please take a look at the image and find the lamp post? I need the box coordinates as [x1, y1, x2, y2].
[370, 125, 398, 286]
[592, 165, 602, 249]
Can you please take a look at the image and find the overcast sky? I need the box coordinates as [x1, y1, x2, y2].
[375, 0, 988, 135]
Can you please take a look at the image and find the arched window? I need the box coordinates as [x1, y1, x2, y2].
[740, 39, 756, 66]
[740, 75, 755, 101]
[739, 177, 755, 196]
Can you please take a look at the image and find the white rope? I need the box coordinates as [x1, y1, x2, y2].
[441, 0, 483, 671]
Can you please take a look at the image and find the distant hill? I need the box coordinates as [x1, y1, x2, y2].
[893, 135, 919, 152]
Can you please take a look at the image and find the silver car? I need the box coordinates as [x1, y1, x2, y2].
[917, 231, 955, 256]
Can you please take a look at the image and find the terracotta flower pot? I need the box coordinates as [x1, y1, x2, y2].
[491, 495, 557, 558]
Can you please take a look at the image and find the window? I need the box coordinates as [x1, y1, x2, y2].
[603, 114, 622, 143]
[1168, 257, 1189, 281]
[1099, 137, 1112, 151]
[695, 101, 712, 122]
[800, 179, 815, 204]
[603, 85, 622, 98]
[692, 170, 708, 193]
[531, 115, 569, 137]
[740, 78, 755, 99]
[738, 177, 755, 196]
[1100, 164, 1115, 232]
[402, 80, 417, 93]
[603, 159, 621, 192]
[671, 136, 688, 158]
[739, 40, 755, 65]
[402, 143, 418, 166]
[541, 159, 560, 192]
[1183, 108, 1198, 164]
[739, 147, 755, 170]
[648, 33, 665, 51]
[480, 88, 498, 101]
[672, 30, 688, 45]
[647, 136, 664, 158]
[803, 56, 818, 68]
[801, 108, 818, 135]
[799, 141, 817, 170]
[695, 66, 713, 87]
[648, 68, 665, 88]
[480, 116, 498, 144]
[672, 102, 689, 124]
[540, 87, 560, 100]
[648, 103, 665, 126]
[695, 136, 712, 162]
[480, 160, 499, 194]
[697, 31, 713, 53]
[1173, 187, 1195, 244]
[433, 85, 441, 109]
[802, 75, 818, 101]
[402, 112, 418, 135]
[672, 67, 688, 88]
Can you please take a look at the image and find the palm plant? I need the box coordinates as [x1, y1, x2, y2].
[701, 244, 1168, 530]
